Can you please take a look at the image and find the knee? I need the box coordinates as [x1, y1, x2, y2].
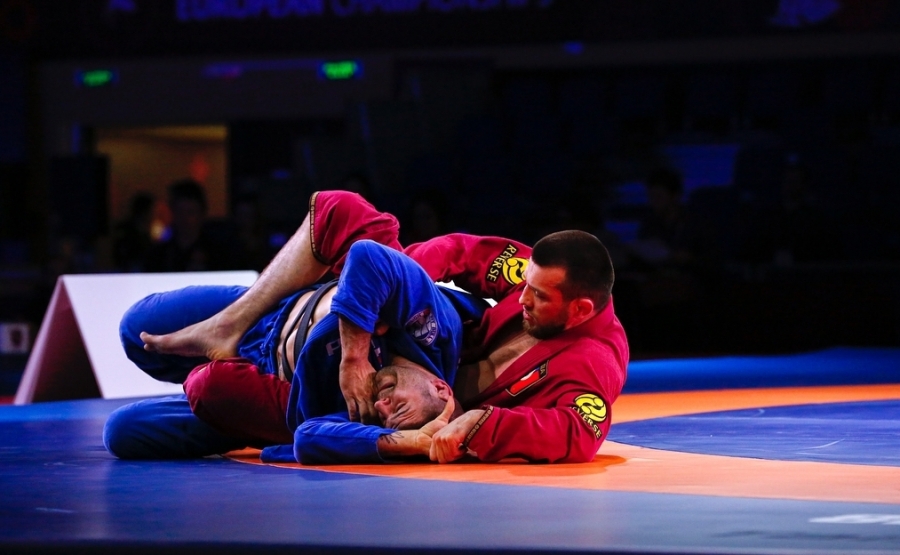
[318, 190, 370, 217]
[118, 295, 156, 354]
[103, 403, 152, 459]
[312, 190, 401, 271]
[183, 358, 254, 416]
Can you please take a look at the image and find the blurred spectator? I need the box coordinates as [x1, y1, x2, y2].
[145, 179, 234, 272]
[232, 193, 275, 272]
[624, 168, 704, 353]
[741, 162, 834, 265]
[111, 191, 155, 272]
[629, 167, 693, 268]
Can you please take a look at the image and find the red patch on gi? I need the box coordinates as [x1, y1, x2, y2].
[507, 362, 548, 396]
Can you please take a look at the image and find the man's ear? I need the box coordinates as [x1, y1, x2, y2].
[431, 380, 464, 420]
[431, 379, 453, 401]
[568, 297, 596, 326]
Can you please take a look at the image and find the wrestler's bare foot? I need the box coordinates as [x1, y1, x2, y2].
[140, 314, 241, 360]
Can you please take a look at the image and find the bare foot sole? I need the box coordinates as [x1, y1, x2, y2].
[140, 316, 241, 360]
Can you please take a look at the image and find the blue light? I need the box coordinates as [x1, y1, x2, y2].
[563, 41, 584, 55]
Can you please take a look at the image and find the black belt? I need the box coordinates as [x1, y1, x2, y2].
[280, 279, 339, 382]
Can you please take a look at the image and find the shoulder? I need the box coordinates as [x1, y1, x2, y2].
[555, 334, 623, 367]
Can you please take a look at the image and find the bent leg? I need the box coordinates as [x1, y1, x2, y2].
[309, 190, 402, 272]
[120, 285, 247, 383]
[184, 358, 293, 445]
[103, 395, 247, 459]
[141, 190, 400, 360]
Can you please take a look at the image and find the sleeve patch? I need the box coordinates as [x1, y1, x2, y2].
[572, 393, 608, 440]
[485, 243, 527, 284]
[405, 308, 438, 346]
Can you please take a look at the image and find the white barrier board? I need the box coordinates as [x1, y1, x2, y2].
[15, 271, 258, 404]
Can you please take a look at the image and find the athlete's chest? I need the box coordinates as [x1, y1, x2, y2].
[455, 321, 538, 402]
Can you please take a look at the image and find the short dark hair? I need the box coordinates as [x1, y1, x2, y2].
[531, 230, 614, 308]
[167, 179, 207, 212]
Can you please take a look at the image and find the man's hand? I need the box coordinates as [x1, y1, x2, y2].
[339, 358, 377, 423]
[429, 408, 486, 464]
[338, 316, 379, 423]
[377, 396, 455, 458]
[415, 396, 455, 452]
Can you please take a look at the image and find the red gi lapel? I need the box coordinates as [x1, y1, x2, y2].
[466, 299, 619, 406]
[466, 330, 573, 406]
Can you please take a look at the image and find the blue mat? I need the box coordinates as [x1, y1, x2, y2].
[2, 383, 900, 553]
[624, 347, 900, 393]
[610, 399, 900, 467]
[9, 398, 900, 554]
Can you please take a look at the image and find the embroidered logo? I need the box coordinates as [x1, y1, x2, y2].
[572, 393, 608, 439]
[486, 243, 528, 284]
[406, 308, 438, 346]
[502, 257, 528, 285]
[506, 362, 548, 396]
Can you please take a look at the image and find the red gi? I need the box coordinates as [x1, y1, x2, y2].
[312, 191, 630, 463]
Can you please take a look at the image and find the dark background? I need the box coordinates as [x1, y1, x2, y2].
[2, 0, 900, 388]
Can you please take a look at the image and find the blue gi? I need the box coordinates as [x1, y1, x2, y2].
[104, 240, 486, 460]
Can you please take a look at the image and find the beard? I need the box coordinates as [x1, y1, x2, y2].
[522, 317, 566, 340]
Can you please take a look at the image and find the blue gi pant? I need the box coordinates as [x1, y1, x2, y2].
[104, 285, 300, 459]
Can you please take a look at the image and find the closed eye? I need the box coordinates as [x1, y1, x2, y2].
[377, 382, 395, 399]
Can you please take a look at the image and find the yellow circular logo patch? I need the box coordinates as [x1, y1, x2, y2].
[502, 257, 528, 285]
[574, 394, 608, 422]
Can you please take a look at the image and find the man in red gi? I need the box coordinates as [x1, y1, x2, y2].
[142, 190, 629, 463]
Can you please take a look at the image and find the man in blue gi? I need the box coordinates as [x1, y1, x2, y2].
[103, 240, 486, 460]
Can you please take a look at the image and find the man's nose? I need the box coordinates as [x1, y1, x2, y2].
[374, 397, 390, 421]
[518, 287, 531, 307]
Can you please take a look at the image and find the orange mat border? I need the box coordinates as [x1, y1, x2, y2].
[228, 384, 900, 504]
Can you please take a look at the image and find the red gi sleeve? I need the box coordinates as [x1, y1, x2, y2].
[465, 403, 609, 464]
[309, 190, 402, 273]
[463, 346, 620, 463]
[403, 233, 532, 301]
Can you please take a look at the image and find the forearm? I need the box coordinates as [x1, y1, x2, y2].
[466, 406, 605, 463]
[294, 416, 389, 464]
[403, 233, 532, 299]
[337, 315, 377, 422]
[376, 430, 430, 458]
[338, 316, 373, 363]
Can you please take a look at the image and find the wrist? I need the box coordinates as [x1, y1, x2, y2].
[460, 407, 491, 450]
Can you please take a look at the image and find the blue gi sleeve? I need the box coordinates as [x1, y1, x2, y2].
[330, 239, 471, 384]
[292, 412, 394, 465]
[259, 443, 296, 463]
